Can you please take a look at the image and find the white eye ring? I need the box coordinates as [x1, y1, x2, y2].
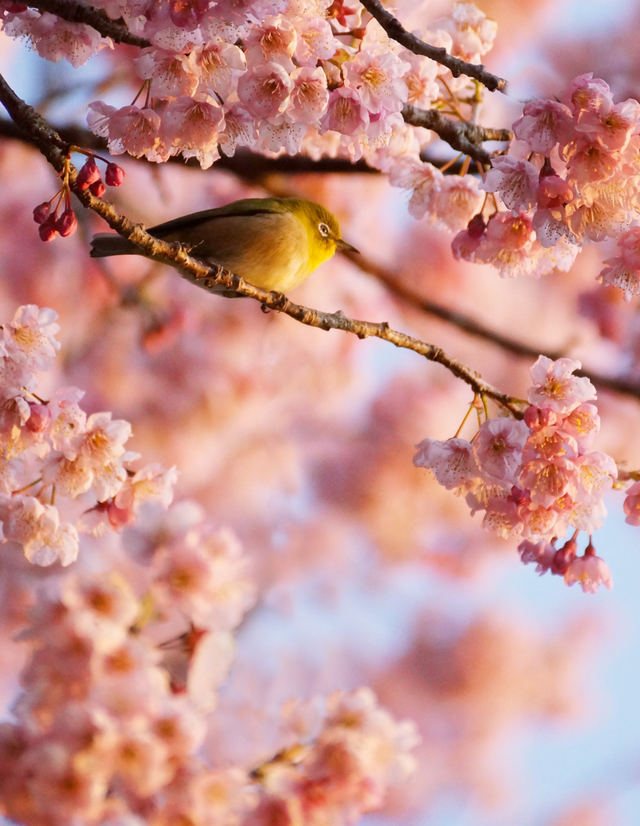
[318, 222, 331, 238]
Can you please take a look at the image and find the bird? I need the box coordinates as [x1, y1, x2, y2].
[90, 197, 358, 296]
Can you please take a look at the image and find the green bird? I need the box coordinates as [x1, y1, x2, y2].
[90, 197, 358, 295]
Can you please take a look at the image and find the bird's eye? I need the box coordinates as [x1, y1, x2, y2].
[318, 222, 331, 238]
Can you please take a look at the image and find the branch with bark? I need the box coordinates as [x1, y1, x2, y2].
[0, 71, 524, 416]
[26, 0, 150, 46]
[403, 105, 512, 164]
[358, 0, 507, 92]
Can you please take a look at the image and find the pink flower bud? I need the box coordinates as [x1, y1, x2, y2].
[105, 163, 125, 187]
[108, 500, 134, 530]
[38, 217, 59, 242]
[33, 202, 51, 224]
[56, 209, 78, 237]
[551, 536, 577, 575]
[25, 404, 51, 433]
[76, 158, 101, 190]
[523, 405, 560, 430]
[90, 180, 106, 197]
[467, 213, 486, 240]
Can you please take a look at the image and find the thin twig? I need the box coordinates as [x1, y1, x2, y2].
[402, 105, 512, 164]
[26, 0, 150, 47]
[0, 71, 523, 416]
[358, 0, 507, 93]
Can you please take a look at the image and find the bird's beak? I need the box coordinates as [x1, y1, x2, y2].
[336, 237, 359, 254]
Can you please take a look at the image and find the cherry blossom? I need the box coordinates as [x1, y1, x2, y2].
[564, 548, 613, 593]
[480, 156, 540, 214]
[414, 357, 617, 588]
[528, 356, 596, 416]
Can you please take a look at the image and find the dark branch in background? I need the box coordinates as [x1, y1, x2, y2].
[0, 117, 381, 177]
[27, 0, 150, 46]
[340, 249, 640, 401]
[0, 115, 503, 176]
[0, 72, 525, 416]
[358, 0, 507, 92]
[403, 106, 511, 165]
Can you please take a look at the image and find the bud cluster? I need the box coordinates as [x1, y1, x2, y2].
[32, 153, 124, 243]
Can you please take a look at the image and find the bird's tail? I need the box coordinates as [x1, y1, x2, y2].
[90, 234, 141, 258]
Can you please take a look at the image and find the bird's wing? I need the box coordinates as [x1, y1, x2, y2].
[148, 199, 291, 238]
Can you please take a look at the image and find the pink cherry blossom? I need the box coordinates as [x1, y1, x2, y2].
[559, 403, 600, 450]
[598, 256, 640, 301]
[4, 495, 79, 566]
[616, 226, 640, 268]
[151, 525, 255, 629]
[623, 480, 640, 525]
[519, 457, 577, 507]
[472, 418, 529, 485]
[431, 2, 497, 62]
[259, 117, 306, 154]
[401, 51, 439, 108]
[473, 212, 537, 277]
[244, 15, 297, 71]
[162, 95, 224, 168]
[432, 175, 484, 232]
[294, 15, 337, 66]
[564, 551, 613, 593]
[237, 62, 293, 120]
[389, 158, 444, 220]
[134, 48, 200, 97]
[343, 50, 409, 115]
[320, 87, 370, 137]
[563, 73, 614, 122]
[512, 99, 574, 155]
[288, 67, 329, 124]
[569, 451, 617, 503]
[2, 7, 108, 66]
[414, 437, 479, 490]
[87, 102, 164, 159]
[518, 538, 557, 575]
[217, 104, 258, 155]
[480, 156, 539, 213]
[191, 40, 245, 98]
[4, 304, 60, 373]
[528, 356, 596, 415]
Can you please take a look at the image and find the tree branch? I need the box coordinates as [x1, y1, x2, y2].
[2, 101, 637, 405]
[25, 0, 150, 47]
[0, 71, 524, 416]
[403, 105, 511, 164]
[341, 249, 640, 401]
[358, 0, 507, 93]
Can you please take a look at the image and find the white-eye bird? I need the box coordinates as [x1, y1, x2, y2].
[90, 197, 358, 296]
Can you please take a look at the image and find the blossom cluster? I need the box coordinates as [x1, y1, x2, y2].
[389, 72, 640, 286]
[0, 304, 177, 566]
[254, 688, 419, 826]
[0, 519, 256, 826]
[462, 74, 640, 283]
[1, 0, 496, 169]
[0, 303, 418, 826]
[0, 505, 415, 826]
[414, 356, 618, 593]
